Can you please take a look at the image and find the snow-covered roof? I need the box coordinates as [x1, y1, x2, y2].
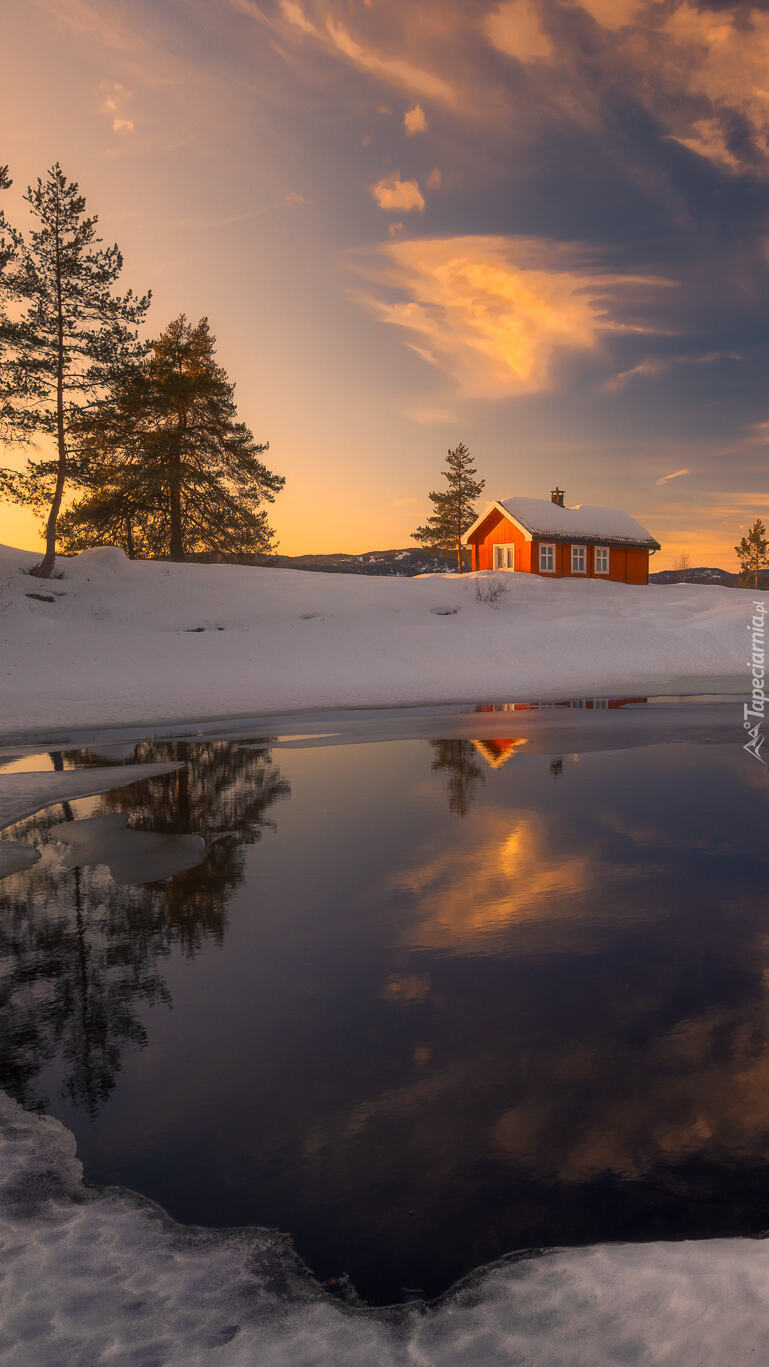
[464, 497, 660, 549]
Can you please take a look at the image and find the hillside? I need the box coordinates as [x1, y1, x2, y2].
[650, 566, 769, 589]
[0, 542, 760, 740]
[271, 547, 454, 575]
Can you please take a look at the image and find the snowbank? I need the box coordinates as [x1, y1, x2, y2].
[3, 1088, 769, 1365]
[0, 543, 761, 740]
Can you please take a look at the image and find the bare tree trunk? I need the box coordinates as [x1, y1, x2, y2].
[169, 476, 184, 561]
[32, 191, 66, 580]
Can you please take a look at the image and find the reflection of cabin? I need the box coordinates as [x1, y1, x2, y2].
[471, 737, 528, 769]
[475, 698, 648, 712]
[463, 488, 660, 584]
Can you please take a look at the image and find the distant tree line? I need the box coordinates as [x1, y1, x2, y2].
[0, 164, 283, 577]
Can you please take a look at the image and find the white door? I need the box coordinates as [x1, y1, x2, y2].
[493, 544, 515, 570]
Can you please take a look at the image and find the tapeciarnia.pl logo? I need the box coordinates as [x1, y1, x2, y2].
[744, 600, 767, 764]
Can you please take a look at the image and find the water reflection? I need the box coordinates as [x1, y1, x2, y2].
[2, 726, 769, 1303]
[0, 742, 288, 1113]
[429, 740, 484, 816]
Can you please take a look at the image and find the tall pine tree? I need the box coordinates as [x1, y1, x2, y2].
[412, 442, 485, 573]
[0, 167, 22, 455]
[61, 315, 284, 561]
[735, 518, 769, 589]
[0, 165, 150, 577]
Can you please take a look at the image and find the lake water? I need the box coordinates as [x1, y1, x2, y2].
[1, 700, 769, 1305]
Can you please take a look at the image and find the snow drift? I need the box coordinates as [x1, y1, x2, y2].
[0, 543, 762, 740]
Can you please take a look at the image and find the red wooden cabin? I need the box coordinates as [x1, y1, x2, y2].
[463, 488, 660, 584]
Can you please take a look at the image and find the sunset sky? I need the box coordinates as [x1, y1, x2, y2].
[2, 0, 769, 568]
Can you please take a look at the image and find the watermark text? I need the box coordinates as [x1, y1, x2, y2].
[744, 600, 767, 764]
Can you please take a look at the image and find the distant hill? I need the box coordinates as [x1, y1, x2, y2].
[270, 547, 455, 576]
[271, 555, 769, 586]
[650, 566, 769, 589]
[206, 548, 768, 586]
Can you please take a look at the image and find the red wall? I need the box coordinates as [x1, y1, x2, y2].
[468, 513, 650, 583]
[468, 509, 532, 572]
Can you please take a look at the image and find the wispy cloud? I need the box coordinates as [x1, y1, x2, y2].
[371, 174, 425, 212]
[404, 407, 458, 425]
[656, 468, 690, 486]
[98, 80, 134, 135]
[268, 0, 455, 103]
[350, 235, 667, 398]
[606, 350, 741, 390]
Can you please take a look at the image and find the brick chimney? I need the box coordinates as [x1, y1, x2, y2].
[550, 487, 565, 507]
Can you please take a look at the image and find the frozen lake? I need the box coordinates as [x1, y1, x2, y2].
[2, 697, 769, 1309]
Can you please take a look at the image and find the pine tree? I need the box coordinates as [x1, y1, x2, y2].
[57, 466, 163, 559]
[63, 315, 284, 561]
[735, 518, 769, 589]
[0, 167, 22, 457]
[0, 165, 18, 281]
[412, 442, 484, 573]
[0, 164, 150, 577]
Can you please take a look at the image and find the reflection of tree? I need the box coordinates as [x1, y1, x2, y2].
[429, 740, 484, 817]
[64, 740, 290, 950]
[0, 742, 289, 1115]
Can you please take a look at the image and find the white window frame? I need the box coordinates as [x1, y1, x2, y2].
[539, 542, 556, 573]
[493, 544, 515, 570]
[571, 544, 587, 575]
[594, 545, 610, 575]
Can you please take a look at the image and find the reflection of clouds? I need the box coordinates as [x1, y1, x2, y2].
[394, 811, 594, 950]
[492, 984, 769, 1184]
[381, 971, 431, 1004]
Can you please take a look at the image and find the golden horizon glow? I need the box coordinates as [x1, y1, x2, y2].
[1, 0, 766, 570]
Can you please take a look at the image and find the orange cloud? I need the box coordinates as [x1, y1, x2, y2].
[425, 167, 442, 191]
[404, 102, 427, 135]
[98, 80, 134, 135]
[350, 234, 666, 398]
[564, 1, 769, 174]
[485, 0, 553, 64]
[371, 175, 425, 212]
[656, 468, 690, 485]
[571, 0, 642, 32]
[273, 1, 455, 104]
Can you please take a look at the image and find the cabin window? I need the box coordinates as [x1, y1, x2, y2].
[539, 543, 555, 573]
[594, 546, 610, 574]
[493, 544, 515, 570]
[571, 545, 586, 574]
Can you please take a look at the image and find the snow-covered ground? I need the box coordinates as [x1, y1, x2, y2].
[0, 543, 762, 740]
[3, 1088, 769, 1366]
